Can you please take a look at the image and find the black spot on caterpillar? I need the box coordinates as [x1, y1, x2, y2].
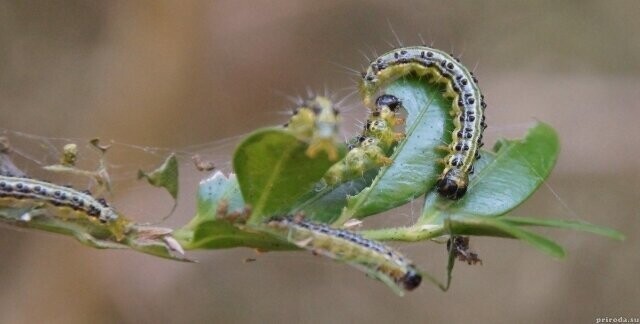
[266, 215, 422, 295]
[360, 46, 487, 200]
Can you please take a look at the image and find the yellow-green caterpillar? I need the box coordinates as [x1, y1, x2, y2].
[266, 215, 422, 295]
[360, 46, 487, 199]
[285, 95, 404, 186]
[286, 96, 341, 161]
[323, 94, 404, 185]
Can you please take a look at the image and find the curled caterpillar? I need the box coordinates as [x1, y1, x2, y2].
[286, 96, 341, 161]
[360, 46, 487, 200]
[323, 94, 404, 185]
[266, 215, 422, 294]
[0, 175, 128, 240]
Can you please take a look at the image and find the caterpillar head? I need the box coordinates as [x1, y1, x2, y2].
[436, 168, 469, 200]
[375, 94, 402, 112]
[98, 208, 129, 241]
[366, 119, 389, 133]
[400, 267, 422, 291]
[359, 136, 380, 148]
[99, 208, 119, 223]
[308, 96, 339, 139]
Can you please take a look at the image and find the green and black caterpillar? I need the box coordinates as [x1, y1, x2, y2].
[361, 46, 487, 200]
[0, 174, 128, 239]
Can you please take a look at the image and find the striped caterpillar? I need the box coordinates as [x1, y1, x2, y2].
[360, 46, 487, 199]
[0, 174, 128, 240]
[266, 215, 422, 295]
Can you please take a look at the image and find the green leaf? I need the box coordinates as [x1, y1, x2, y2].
[421, 122, 560, 223]
[501, 216, 625, 241]
[233, 128, 340, 223]
[196, 172, 245, 223]
[448, 217, 565, 258]
[174, 171, 293, 250]
[293, 171, 374, 224]
[178, 171, 244, 234]
[137, 153, 179, 200]
[341, 76, 451, 220]
[175, 219, 293, 251]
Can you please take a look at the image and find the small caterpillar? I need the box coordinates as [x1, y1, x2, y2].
[0, 175, 128, 240]
[323, 94, 404, 185]
[266, 215, 422, 294]
[360, 46, 487, 200]
[286, 96, 341, 161]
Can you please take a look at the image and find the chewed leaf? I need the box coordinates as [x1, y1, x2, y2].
[195, 171, 245, 223]
[175, 170, 296, 250]
[0, 149, 27, 177]
[233, 128, 342, 223]
[137, 153, 179, 200]
[341, 77, 450, 221]
[125, 225, 193, 262]
[0, 207, 191, 261]
[420, 123, 560, 223]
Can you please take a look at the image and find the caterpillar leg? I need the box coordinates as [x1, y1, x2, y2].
[374, 155, 393, 167]
[393, 132, 406, 142]
[306, 139, 340, 161]
[322, 138, 392, 185]
[390, 116, 405, 126]
[436, 145, 452, 152]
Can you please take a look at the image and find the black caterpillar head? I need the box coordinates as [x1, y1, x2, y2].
[400, 267, 422, 291]
[375, 94, 402, 112]
[436, 168, 469, 200]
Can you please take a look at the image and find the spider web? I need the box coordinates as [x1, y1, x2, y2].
[0, 125, 242, 225]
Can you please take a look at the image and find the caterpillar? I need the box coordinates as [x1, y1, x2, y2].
[0, 174, 128, 240]
[286, 96, 341, 161]
[266, 215, 422, 295]
[360, 46, 487, 200]
[284, 94, 405, 186]
[323, 94, 404, 185]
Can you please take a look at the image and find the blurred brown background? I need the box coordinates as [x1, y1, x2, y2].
[1, 1, 639, 323]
